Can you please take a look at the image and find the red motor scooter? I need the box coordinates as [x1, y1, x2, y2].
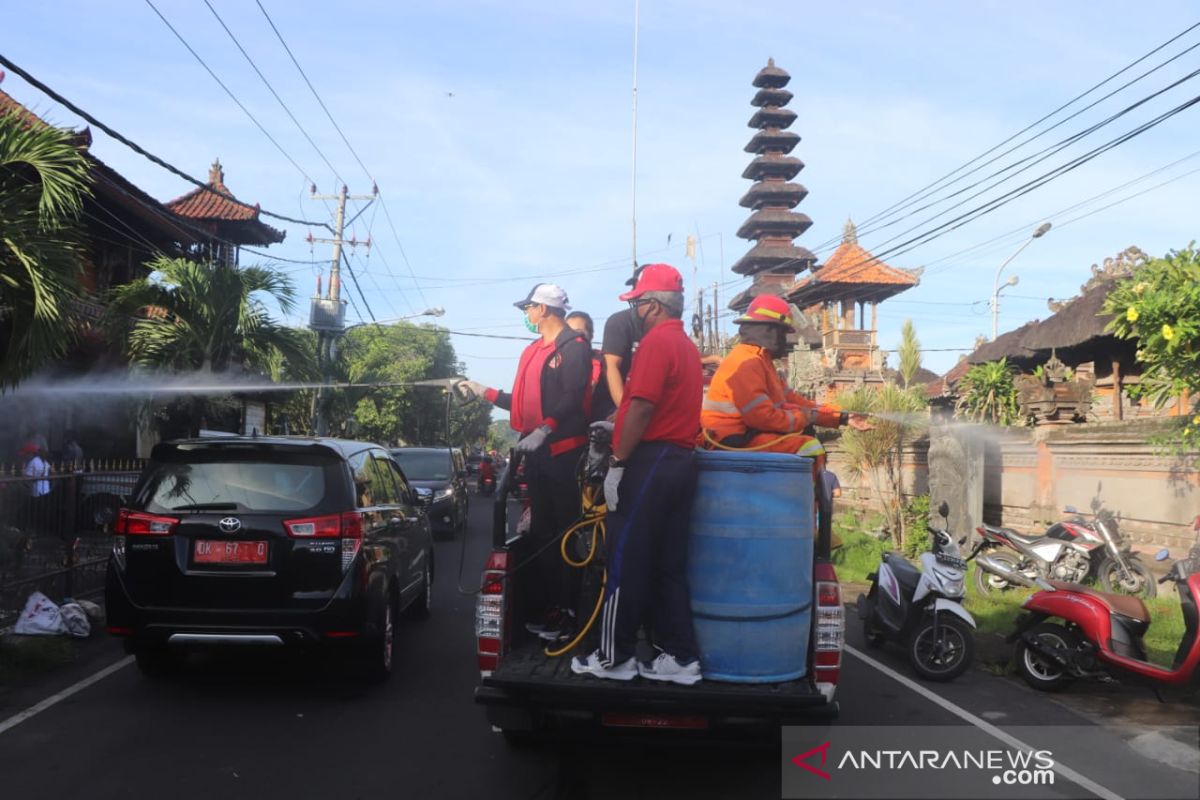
[1009, 532, 1200, 693]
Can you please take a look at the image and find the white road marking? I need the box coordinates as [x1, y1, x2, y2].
[845, 644, 1124, 800]
[0, 655, 133, 736]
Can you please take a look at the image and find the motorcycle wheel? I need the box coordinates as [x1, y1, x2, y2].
[973, 551, 1023, 596]
[1097, 556, 1157, 599]
[1014, 621, 1078, 692]
[908, 615, 974, 682]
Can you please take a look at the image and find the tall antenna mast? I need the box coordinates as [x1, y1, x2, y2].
[630, 0, 640, 272]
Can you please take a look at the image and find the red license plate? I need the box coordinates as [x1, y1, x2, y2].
[194, 540, 268, 565]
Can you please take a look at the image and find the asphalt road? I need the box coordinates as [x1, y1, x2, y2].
[0, 494, 1197, 799]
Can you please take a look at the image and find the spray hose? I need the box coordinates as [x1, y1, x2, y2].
[701, 429, 813, 452]
[543, 483, 608, 658]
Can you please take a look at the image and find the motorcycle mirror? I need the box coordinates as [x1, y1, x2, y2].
[1155, 548, 1171, 562]
[937, 501, 949, 519]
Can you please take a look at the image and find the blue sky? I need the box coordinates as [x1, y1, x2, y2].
[5, 0, 1200, 393]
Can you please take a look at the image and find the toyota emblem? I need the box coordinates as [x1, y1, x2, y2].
[218, 517, 242, 533]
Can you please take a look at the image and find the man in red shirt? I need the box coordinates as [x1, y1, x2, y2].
[571, 264, 705, 685]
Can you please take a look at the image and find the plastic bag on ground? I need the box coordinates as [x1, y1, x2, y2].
[75, 599, 105, 627]
[13, 591, 67, 636]
[59, 602, 92, 638]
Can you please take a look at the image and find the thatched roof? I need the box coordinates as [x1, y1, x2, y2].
[967, 320, 1040, 364]
[1019, 280, 1116, 351]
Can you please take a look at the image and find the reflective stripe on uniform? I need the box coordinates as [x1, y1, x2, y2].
[739, 394, 770, 414]
[702, 399, 738, 414]
[796, 438, 826, 457]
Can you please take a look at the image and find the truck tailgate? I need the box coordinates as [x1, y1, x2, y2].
[477, 644, 831, 719]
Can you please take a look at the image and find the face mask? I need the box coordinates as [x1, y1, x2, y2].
[629, 301, 650, 338]
[523, 310, 539, 333]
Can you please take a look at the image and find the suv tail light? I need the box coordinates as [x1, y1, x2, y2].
[115, 510, 179, 536]
[284, 512, 364, 571]
[813, 561, 843, 690]
[476, 550, 508, 674]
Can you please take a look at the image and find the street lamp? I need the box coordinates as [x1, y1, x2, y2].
[991, 222, 1051, 340]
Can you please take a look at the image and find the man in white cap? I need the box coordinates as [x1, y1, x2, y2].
[457, 283, 593, 641]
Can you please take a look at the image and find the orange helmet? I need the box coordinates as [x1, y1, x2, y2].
[734, 294, 794, 328]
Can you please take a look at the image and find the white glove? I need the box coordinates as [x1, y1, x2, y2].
[515, 425, 550, 453]
[604, 465, 624, 512]
[589, 420, 615, 434]
[455, 379, 489, 402]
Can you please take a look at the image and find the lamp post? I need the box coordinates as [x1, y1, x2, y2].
[991, 222, 1051, 340]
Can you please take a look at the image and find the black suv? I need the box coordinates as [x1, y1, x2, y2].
[390, 447, 468, 539]
[105, 437, 433, 682]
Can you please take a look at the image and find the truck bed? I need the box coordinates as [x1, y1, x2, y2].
[477, 643, 832, 721]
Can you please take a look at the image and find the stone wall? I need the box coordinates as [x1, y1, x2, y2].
[822, 418, 1198, 551]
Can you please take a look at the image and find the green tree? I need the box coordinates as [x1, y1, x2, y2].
[956, 358, 1020, 425]
[486, 419, 518, 453]
[897, 319, 921, 389]
[108, 256, 312, 434]
[1104, 243, 1200, 445]
[338, 323, 489, 447]
[0, 111, 92, 387]
[834, 384, 929, 548]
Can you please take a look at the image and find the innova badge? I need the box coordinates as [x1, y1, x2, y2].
[219, 517, 242, 533]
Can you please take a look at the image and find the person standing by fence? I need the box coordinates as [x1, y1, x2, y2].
[19, 442, 52, 536]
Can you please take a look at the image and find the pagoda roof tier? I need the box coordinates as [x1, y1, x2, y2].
[786, 239, 919, 306]
[166, 159, 285, 245]
[744, 128, 800, 155]
[739, 181, 808, 210]
[752, 59, 791, 89]
[748, 106, 797, 130]
[751, 87, 794, 108]
[742, 154, 804, 181]
[736, 208, 813, 241]
[731, 241, 817, 276]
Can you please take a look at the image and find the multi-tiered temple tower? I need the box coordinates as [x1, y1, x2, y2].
[728, 59, 817, 314]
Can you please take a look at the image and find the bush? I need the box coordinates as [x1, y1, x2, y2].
[831, 512, 890, 584]
[901, 495, 931, 558]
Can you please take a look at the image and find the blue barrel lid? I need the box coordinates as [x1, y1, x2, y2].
[695, 449, 812, 473]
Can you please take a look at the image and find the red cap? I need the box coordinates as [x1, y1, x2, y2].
[734, 294, 794, 328]
[17, 442, 38, 456]
[618, 263, 684, 301]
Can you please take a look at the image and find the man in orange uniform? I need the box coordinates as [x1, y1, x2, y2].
[701, 294, 872, 466]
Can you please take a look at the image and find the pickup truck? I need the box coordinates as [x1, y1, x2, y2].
[473, 454, 844, 742]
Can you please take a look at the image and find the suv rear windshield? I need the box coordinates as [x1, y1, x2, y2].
[391, 450, 452, 481]
[142, 460, 327, 513]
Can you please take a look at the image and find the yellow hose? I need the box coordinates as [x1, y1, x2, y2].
[701, 429, 810, 451]
[544, 484, 608, 658]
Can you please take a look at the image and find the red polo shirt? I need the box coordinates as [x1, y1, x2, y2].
[614, 319, 703, 451]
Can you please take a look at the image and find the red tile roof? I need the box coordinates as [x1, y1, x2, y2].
[809, 240, 918, 287]
[166, 160, 260, 222]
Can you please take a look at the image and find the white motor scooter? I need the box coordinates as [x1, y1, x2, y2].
[856, 528, 976, 681]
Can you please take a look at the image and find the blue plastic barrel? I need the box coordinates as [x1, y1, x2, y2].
[688, 450, 814, 683]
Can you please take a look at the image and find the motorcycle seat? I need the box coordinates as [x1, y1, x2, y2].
[1047, 580, 1150, 623]
[982, 524, 1043, 547]
[884, 552, 922, 592]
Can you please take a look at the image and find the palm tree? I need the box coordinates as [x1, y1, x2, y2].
[109, 256, 311, 374]
[0, 110, 92, 388]
[108, 257, 314, 433]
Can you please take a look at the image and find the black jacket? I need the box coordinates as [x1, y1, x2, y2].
[493, 327, 592, 449]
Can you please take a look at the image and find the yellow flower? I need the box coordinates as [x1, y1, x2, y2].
[1193, 415, 1200, 426]
[1162, 324, 1175, 340]
[1126, 306, 1139, 322]
[1134, 282, 1148, 295]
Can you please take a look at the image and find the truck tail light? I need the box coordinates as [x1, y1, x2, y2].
[115, 510, 179, 536]
[476, 550, 508, 674]
[814, 561, 843, 688]
[283, 512, 364, 571]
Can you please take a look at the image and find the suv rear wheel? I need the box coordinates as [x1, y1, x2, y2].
[359, 593, 395, 683]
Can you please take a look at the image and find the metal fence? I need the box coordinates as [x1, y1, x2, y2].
[0, 460, 144, 628]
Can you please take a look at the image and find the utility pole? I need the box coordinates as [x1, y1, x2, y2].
[307, 183, 377, 435]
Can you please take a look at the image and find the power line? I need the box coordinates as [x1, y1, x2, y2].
[144, 0, 321, 190]
[811, 20, 1200, 253]
[254, 0, 430, 306]
[201, 0, 346, 185]
[340, 250, 379, 324]
[0, 53, 328, 230]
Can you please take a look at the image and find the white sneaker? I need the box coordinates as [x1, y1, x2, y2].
[570, 649, 637, 681]
[638, 653, 702, 686]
